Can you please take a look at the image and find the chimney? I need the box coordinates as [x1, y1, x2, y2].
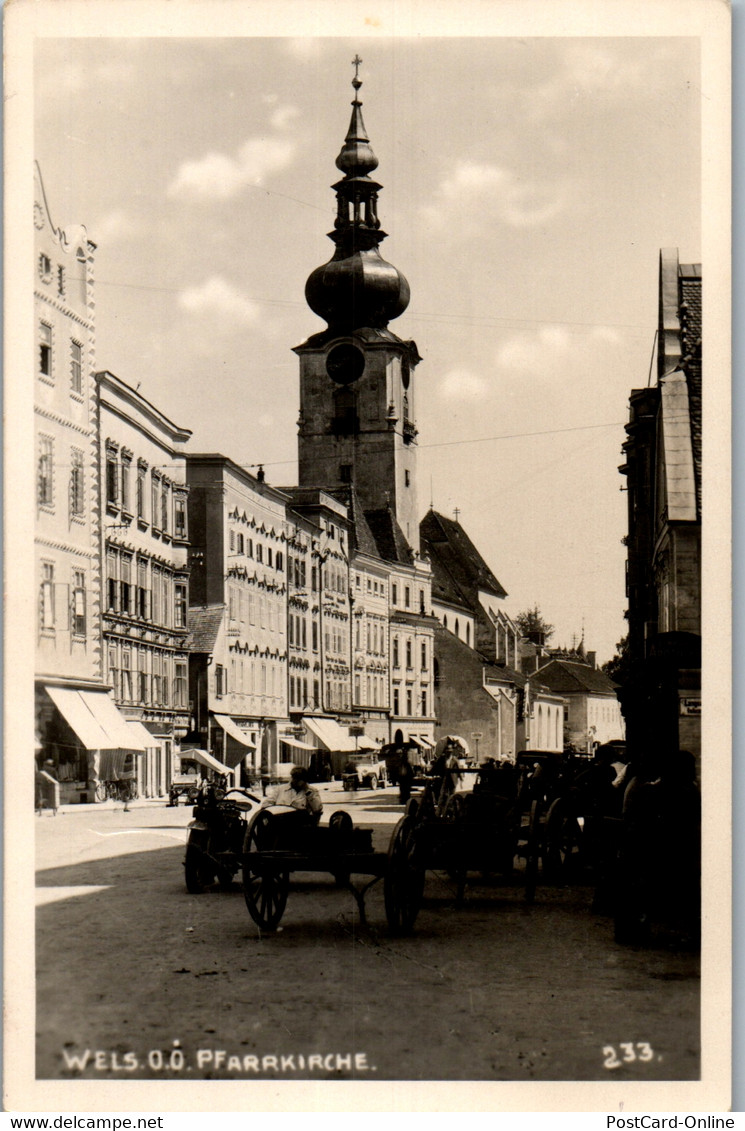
[587, 651, 596, 669]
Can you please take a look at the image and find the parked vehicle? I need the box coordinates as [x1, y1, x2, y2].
[168, 757, 202, 806]
[341, 753, 387, 791]
[184, 782, 261, 893]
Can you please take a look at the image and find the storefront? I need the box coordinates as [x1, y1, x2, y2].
[39, 684, 147, 802]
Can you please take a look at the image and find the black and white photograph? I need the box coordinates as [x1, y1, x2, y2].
[4, 0, 732, 1115]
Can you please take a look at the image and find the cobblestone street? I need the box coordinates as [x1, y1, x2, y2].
[35, 785, 700, 1088]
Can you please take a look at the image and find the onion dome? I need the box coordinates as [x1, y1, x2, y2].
[305, 57, 410, 333]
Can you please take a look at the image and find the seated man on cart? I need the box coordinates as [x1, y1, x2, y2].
[262, 765, 323, 823]
[255, 765, 323, 853]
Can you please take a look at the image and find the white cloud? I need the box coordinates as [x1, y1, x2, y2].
[438, 368, 489, 401]
[496, 323, 622, 378]
[270, 104, 300, 131]
[178, 276, 260, 325]
[423, 160, 565, 231]
[168, 137, 296, 200]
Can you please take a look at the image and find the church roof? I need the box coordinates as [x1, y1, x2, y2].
[331, 487, 382, 560]
[419, 509, 507, 611]
[534, 658, 618, 696]
[364, 506, 414, 565]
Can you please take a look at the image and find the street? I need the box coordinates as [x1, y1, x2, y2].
[35, 783, 700, 1083]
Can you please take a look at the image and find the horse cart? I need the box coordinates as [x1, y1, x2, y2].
[382, 751, 568, 933]
[242, 805, 406, 932]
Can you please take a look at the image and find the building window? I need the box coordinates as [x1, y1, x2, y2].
[175, 583, 187, 628]
[106, 452, 119, 508]
[152, 653, 162, 707]
[174, 661, 187, 708]
[267, 547, 273, 568]
[404, 586, 410, 609]
[256, 543, 263, 564]
[39, 322, 52, 378]
[393, 687, 400, 715]
[392, 583, 398, 606]
[108, 645, 120, 700]
[174, 495, 187, 540]
[139, 652, 149, 705]
[406, 640, 413, 669]
[405, 469, 410, 487]
[106, 549, 118, 611]
[122, 649, 134, 702]
[57, 265, 65, 297]
[151, 474, 160, 530]
[39, 253, 52, 282]
[70, 449, 85, 517]
[70, 341, 82, 395]
[421, 641, 428, 670]
[406, 689, 413, 715]
[40, 562, 55, 631]
[421, 689, 427, 716]
[161, 482, 169, 533]
[151, 567, 160, 624]
[276, 551, 283, 572]
[38, 435, 54, 507]
[119, 554, 132, 614]
[137, 465, 147, 524]
[393, 636, 400, 668]
[215, 664, 226, 698]
[340, 463, 352, 483]
[312, 621, 319, 652]
[121, 457, 131, 514]
[137, 559, 150, 619]
[72, 571, 86, 636]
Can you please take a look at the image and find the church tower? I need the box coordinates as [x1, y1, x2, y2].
[294, 59, 422, 551]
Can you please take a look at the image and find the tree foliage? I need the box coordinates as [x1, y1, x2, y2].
[602, 634, 631, 684]
[515, 605, 555, 643]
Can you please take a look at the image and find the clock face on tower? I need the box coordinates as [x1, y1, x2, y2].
[325, 343, 365, 385]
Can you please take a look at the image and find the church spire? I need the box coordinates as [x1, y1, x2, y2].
[305, 58, 410, 334]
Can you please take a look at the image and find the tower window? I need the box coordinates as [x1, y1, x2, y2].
[340, 463, 352, 483]
[331, 387, 359, 436]
[405, 469, 411, 487]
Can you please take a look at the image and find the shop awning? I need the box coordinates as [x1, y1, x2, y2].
[279, 736, 317, 752]
[303, 716, 377, 753]
[213, 714, 256, 749]
[182, 748, 232, 775]
[416, 735, 435, 749]
[127, 721, 158, 749]
[45, 687, 146, 752]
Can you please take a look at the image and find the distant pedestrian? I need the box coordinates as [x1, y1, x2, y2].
[398, 748, 414, 806]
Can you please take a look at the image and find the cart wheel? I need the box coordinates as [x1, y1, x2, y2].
[544, 798, 583, 884]
[95, 782, 108, 803]
[184, 836, 216, 894]
[524, 799, 541, 903]
[242, 811, 289, 930]
[384, 817, 425, 935]
[369, 774, 378, 790]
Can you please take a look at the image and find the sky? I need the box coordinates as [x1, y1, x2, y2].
[34, 33, 702, 664]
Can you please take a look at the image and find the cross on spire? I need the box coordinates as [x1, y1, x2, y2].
[352, 54, 362, 79]
[454, 508, 461, 522]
